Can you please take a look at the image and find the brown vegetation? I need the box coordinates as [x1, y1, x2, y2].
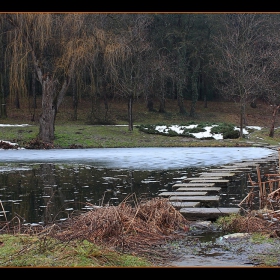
[0, 140, 18, 149]
[0, 195, 190, 263]
[3, 96, 279, 129]
[231, 152, 280, 239]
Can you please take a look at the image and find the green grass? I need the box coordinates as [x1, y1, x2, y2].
[250, 233, 274, 244]
[2, 97, 280, 148]
[0, 234, 152, 267]
[2, 123, 280, 149]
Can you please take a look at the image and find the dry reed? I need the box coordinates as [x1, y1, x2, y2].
[47, 195, 190, 256]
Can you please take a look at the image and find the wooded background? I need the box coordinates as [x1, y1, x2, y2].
[1, 13, 280, 141]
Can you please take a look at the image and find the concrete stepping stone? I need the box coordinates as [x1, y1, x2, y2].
[172, 183, 216, 189]
[218, 166, 253, 171]
[170, 201, 200, 209]
[184, 179, 229, 186]
[179, 207, 240, 220]
[198, 172, 235, 177]
[159, 191, 208, 197]
[169, 195, 219, 202]
[176, 187, 221, 192]
[184, 177, 224, 181]
[208, 168, 249, 173]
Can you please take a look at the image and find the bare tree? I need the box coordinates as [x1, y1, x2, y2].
[212, 14, 269, 138]
[258, 14, 280, 137]
[104, 14, 152, 131]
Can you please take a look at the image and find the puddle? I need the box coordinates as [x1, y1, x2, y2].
[170, 255, 254, 267]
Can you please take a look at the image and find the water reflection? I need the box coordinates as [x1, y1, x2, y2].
[0, 163, 201, 224]
[0, 147, 277, 225]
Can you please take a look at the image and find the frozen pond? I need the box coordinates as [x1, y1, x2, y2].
[0, 146, 275, 170]
[0, 146, 277, 225]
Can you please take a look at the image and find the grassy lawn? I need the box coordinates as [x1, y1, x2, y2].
[1, 97, 280, 148]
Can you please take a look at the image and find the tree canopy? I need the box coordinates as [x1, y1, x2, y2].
[1, 13, 280, 141]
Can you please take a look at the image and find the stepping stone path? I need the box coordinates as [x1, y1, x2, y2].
[158, 149, 279, 221]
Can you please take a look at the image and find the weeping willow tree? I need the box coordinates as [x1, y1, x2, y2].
[4, 13, 104, 143]
[7, 35, 29, 109]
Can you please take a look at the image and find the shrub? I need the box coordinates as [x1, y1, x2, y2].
[211, 123, 239, 139]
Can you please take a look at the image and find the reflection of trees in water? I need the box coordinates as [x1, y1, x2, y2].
[39, 163, 62, 225]
[36, 163, 98, 225]
[2, 161, 276, 225]
[0, 166, 208, 223]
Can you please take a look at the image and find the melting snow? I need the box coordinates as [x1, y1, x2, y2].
[154, 124, 262, 140]
[0, 123, 263, 149]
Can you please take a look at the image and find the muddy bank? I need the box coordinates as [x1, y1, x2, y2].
[160, 220, 280, 267]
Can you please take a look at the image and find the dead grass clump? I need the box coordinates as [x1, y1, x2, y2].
[48, 196, 190, 257]
[24, 138, 55, 149]
[219, 213, 274, 235]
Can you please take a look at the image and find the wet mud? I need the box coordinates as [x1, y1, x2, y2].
[161, 221, 280, 267]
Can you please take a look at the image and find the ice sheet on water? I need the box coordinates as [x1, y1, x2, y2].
[0, 147, 275, 170]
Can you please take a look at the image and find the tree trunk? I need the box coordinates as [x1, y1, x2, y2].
[204, 94, 208, 108]
[30, 68, 37, 122]
[158, 98, 165, 113]
[0, 73, 7, 118]
[158, 80, 166, 113]
[103, 89, 109, 123]
[203, 75, 208, 108]
[38, 75, 57, 143]
[177, 82, 186, 115]
[189, 60, 200, 118]
[14, 93, 20, 109]
[147, 97, 154, 112]
[32, 68, 37, 109]
[239, 103, 245, 138]
[128, 96, 133, 131]
[242, 104, 248, 126]
[72, 78, 78, 121]
[269, 105, 280, 138]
